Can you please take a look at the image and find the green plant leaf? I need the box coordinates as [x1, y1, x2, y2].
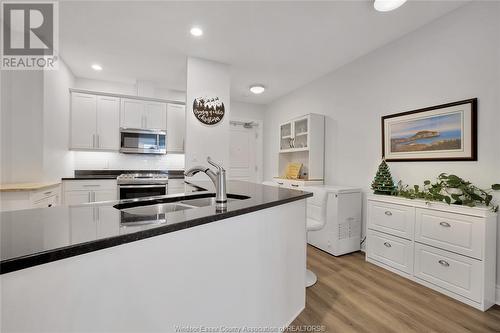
[444, 196, 451, 205]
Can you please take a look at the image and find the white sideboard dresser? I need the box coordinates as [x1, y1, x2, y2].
[366, 195, 497, 311]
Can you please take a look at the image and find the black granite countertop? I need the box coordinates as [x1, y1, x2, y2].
[61, 170, 185, 180]
[0, 181, 312, 274]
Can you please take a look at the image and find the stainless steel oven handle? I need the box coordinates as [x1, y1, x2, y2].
[119, 184, 167, 188]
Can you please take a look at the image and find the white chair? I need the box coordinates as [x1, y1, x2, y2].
[305, 187, 328, 287]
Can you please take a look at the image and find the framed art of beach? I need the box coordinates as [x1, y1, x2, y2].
[382, 99, 477, 162]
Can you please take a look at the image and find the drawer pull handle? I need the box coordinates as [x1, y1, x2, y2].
[291, 184, 299, 187]
[385, 211, 392, 216]
[383, 242, 392, 248]
[439, 221, 451, 227]
[43, 191, 52, 195]
[438, 260, 450, 267]
[83, 185, 100, 187]
[277, 182, 284, 185]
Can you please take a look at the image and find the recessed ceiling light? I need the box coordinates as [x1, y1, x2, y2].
[249, 85, 265, 95]
[374, 0, 407, 12]
[190, 26, 203, 37]
[91, 64, 102, 71]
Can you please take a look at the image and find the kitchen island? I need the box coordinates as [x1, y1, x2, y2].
[0, 181, 311, 332]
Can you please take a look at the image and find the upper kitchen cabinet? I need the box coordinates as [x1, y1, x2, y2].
[120, 98, 167, 130]
[70, 92, 120, 150]
[145, 101, 167, 130]
[166, 103, 185, 153]
[120, 98, 144, 129]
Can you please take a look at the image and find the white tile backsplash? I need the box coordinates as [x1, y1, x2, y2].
[73, 151, 185, 170]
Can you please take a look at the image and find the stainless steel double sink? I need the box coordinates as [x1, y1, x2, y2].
[114, 193, 250, 225]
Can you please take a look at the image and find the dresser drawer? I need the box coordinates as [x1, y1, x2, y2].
[368, 200, 415, 239]
[63, 180, 117, 191]
[415, 209, 483, 259]
[367, 230, 413, 274]
[414, 243, 481, 303]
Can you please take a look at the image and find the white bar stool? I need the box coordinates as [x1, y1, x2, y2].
[305, 188, 328, 287]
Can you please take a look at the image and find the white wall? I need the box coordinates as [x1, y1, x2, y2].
[263, 2, 500, 280]
[74, 78, 186, 102]
[1, 71, 44, 183]
[43, 59, 76, 181]
[230, 101, 265, 121]
[185, 57, 231, 171]
[0, 59, 76, 183]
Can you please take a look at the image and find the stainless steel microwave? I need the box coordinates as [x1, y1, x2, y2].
[119, 128, 166, 154]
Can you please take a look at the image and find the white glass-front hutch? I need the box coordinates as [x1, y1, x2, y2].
[276, 113, 325, 184]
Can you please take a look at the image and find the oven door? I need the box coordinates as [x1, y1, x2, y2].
[120, 129, 166, 154]
[119, 184, 167, 200]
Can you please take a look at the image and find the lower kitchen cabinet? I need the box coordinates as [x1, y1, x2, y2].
[0, 184, 61, 212]
[63, 180, 118, 205]
[167, 179, 186, 195]
[69, 204, 120, 243]
[365, 195, 497, 311]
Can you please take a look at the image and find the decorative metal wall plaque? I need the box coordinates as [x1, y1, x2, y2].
[192, 96, 225, 125]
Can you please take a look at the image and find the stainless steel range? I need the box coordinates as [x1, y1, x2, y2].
[117, 173, 169, 200]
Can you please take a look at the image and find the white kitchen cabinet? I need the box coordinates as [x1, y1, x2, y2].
[120, 98, 167, 130]
[71, 93, 97, 149]
[70, 92, 120, 150]
[121, 98, 145, 129]
[64, 191, 91, 205]
[145, 101, 167, 130]
[167, 179, 186, 195]
[96, 96, 120, 149]
[63, 180, 117, 205]
[0, 184, 61, 211]
[166, 104, 185, 153]
[366, 195, 497, 311]
[70, 206, 96, 244]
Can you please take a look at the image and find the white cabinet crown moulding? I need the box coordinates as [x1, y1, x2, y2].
[68, 88, 185, 106]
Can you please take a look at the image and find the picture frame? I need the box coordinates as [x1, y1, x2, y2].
[382, 98, 477, 162]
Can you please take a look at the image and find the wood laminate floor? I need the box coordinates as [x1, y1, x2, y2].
[291, 245, 500, 333]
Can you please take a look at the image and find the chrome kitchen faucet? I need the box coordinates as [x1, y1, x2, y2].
[185, 157, 227, 207]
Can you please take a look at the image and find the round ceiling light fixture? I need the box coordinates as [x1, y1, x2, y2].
[374, 0, 407, 12]
[249, 85, 265, 95]
[190, 26, 203, 37]
[91, 64, 103, 71]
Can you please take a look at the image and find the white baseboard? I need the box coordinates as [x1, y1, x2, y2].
[496, 285, 500, 305]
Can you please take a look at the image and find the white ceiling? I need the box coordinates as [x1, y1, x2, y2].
[60, 1, 467, 104]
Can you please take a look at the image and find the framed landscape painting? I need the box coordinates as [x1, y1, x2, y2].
[382, 98, 477, 161]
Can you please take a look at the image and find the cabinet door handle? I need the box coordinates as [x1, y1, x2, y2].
[83, 184, 100, 187]
[439, 221, 451, 227]
[96, 134, 100, 148]
[92, 134, 95, 148]
[88, 192, 91, 202]
[438, 259, 450, 267]
[383, 242, 392, 248]
[277, 182, 284, 185]
[43, 191, 52, 195]
[291, 184, 299, 187]
[385, 211, 392, 216]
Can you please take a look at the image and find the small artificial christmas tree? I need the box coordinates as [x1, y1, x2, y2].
[371, 160, 396, 195]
